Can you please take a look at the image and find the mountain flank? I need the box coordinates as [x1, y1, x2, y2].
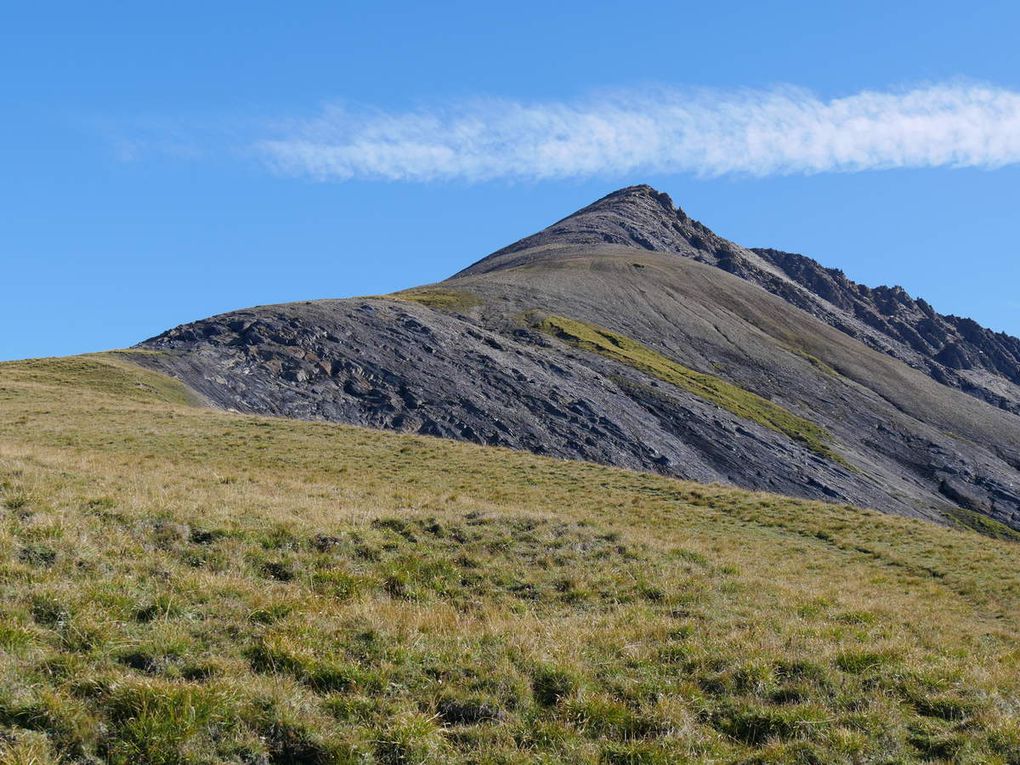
[464, 186, 1020, 414]
[132, 186, 1020, 532]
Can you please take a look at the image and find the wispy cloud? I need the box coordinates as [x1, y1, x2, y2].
[255, 83, 1020, 182]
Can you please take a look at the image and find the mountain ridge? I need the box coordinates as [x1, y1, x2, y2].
[750, 246, 1020, 409]
[132, 186, 1020, 532]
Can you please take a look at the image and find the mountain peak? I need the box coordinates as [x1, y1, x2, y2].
[454, 187, 1020, 417]
[540, 183, 692, 243]
[457, 184, 724, 277]
[593, 184, 677, 212]
[136, 184, 1020, 531]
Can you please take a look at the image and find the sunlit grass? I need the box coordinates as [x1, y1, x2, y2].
[539, 314, 847, 465]
[0, 355, 1017, 763]
[386, 287, 482, 313]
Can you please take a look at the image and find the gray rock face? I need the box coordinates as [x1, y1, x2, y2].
[140, 295, 902, 512]
[133, 186, 1020, 532]
[457, 185, 736, 275]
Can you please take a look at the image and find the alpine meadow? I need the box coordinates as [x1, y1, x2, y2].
[4, 5, 1020, 764]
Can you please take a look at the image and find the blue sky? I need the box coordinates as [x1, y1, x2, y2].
[3, 1, 1019, 361]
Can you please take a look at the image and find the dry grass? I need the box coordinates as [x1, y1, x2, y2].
[0, 354, 1017, 764]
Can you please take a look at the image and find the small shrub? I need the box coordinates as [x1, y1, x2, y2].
[908, 719, 966, 760]
[103, 679, 229, 765]
[372, 517, 419, 542]
[188, 527, 226, 545]
[180, 659, 224, 681]
[0, 623, 35, 652]
[3, 493, 29, 511]
[259, 524, 300, 551]
[310, 533, 342, 552]
[910, 692, 976, 722]
[134, 594, 181, 623]
[239, 698, 340, 765]
[145, 519, 190, 551]
[311, 569, 366, 600]
[30, 595, 70, 628]
[372, 712, 449, 764]
[323, 695, 378, 723]
[262, 559, 295, 581]
[248, 602, 293, 624]
[564, 694, 653, 738]
[601, 740, 683, 765]
[306, 662, 358, 693]
[637, 583, 667, 603]
[986, 720, 1020, 763]
[732, 661, 779, 697]
[58, 616, 109, 654]
[709, 701, 829, 745]
[380, 555, 459, 600]
[0, 730, 61, 765]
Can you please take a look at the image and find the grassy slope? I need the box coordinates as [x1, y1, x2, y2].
[0, 355, 1017, 765]
[538, 315, 843, 464]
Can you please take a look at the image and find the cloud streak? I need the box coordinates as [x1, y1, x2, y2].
[256, 84, 1020, 182]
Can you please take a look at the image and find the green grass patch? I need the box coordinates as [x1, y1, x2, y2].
[947, 505, 1020, 542]
[0, 353, 200, 408]
[787, 346, 841, 377]
[538, 314, 845, 464]
[385, 287, 481, 313]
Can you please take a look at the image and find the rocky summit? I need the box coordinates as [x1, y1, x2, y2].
[132, 185, 1020, 532]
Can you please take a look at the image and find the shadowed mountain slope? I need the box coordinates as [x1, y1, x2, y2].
[133, 186, 1020, 532]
